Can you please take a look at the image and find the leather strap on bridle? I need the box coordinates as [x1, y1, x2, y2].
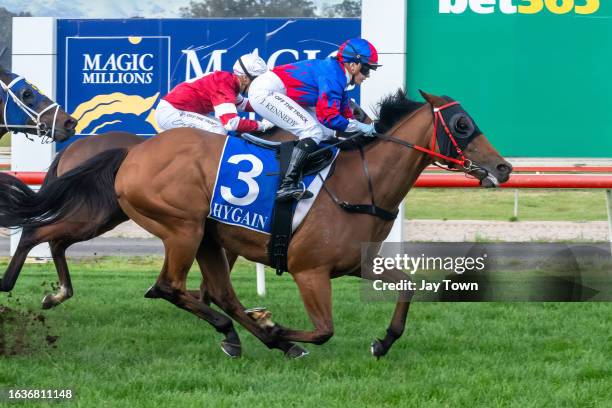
[319, 101, 479, 221]
[321, 145, 398, 222]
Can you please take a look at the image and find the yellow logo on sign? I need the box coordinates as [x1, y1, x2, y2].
[72, 92, 161, 134]
[439, 0, 599, 14]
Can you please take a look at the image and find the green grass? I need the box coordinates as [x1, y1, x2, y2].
[0, 257, 610, 407]
[405, 189, 609, 222]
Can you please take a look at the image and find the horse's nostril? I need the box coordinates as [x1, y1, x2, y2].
[64, 119, 78, 130]
[497, 163, 512, 174]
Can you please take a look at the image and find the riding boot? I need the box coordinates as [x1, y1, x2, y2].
[276, 138, 318, 202]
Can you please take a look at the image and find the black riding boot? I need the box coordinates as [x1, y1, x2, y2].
[276, 138, 318, 202]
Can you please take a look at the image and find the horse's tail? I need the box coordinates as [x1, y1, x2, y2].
[0, 148, 128, 229]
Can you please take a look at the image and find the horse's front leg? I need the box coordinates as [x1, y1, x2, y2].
[267, 268, 335, 347]
[351, 264, 413, 359]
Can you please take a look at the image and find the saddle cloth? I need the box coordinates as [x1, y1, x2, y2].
[209, 136, 339, 234]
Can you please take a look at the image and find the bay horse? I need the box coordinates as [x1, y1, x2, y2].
[0, 103, 369, 310]
[0, 67, 77, 142]
[0, 90, 512, 358]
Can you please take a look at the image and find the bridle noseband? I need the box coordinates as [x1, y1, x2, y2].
[0, 75, 60, 143]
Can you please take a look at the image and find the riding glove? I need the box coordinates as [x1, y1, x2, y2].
[347, 119, 376, 137]
[257, 119, 276, 132]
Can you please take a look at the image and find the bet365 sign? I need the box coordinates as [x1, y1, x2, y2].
[439, 0, 599, 14]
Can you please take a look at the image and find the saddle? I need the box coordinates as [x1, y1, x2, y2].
[240, 132, 335, 176]
[238, 132, 394, 276]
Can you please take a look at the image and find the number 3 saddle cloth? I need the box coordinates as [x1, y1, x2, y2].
[209, 136, 339, 233]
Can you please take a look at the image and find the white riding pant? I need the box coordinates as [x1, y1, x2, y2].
[248, 71, 335, 144]
[155, 99, 228, 135]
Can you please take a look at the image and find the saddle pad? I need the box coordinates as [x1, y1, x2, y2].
[209, 136, 339, 234]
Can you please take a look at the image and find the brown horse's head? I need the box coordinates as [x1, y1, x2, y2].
[418, 90, 512, 187]
[0, 67, 77, 142]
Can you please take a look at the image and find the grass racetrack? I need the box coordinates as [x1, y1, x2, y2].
[405, 189, 608, 222]
[1, 257, 611, 407]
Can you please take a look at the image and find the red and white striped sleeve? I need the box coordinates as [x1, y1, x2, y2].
[211, 73, 259, 132]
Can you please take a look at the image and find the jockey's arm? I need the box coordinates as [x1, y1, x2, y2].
[340, 92, 355, 121]
[236, 94, 254, 113]
[315, 79, 369, 134]
[212, 83, 261, 133]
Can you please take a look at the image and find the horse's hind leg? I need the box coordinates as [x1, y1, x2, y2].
[196, 238, 305, 357]
[145, 232, 242, 357]
[41, 239, 75, 309]
[197, 249, 238, 306]
[0, 227, 41, 292]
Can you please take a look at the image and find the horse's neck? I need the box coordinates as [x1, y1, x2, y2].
[368, 110, 433, 212]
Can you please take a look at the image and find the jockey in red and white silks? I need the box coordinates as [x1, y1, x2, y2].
[248, 38, 381, 201]
[155, 53, 274, 134]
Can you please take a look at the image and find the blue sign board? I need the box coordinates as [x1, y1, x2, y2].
[56, 18, 360, 148]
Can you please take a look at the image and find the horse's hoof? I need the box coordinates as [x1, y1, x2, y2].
[41, 294, 58, 310]
[144, 285, 161, 299]
[220, 341, 242, 358]
[285, 344, 309, 359]
[370, 339, 388, 359]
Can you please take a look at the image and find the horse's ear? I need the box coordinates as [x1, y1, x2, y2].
[419, 89, 434, 104]
[418, 89, 445, 107]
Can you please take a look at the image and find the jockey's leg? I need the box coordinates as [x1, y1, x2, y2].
[275, 137, 317, 201]
[249, 72, 327, 201]
[154, 100, 227, 134]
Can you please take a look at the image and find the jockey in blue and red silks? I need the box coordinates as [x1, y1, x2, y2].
[249, 38, 381, 202]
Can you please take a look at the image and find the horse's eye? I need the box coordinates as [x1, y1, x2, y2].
[456, 117, 469, 132]
[22, 89, 33, 99]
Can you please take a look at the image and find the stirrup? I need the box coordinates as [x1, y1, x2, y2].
[276, 182, 313, 202]
[292, 182, 313, 200]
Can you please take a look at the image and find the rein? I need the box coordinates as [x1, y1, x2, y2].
[0, 75, 60, 143]
[319, 100, 483, 221]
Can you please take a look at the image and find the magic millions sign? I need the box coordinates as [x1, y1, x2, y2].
[56, 18, 359, 149]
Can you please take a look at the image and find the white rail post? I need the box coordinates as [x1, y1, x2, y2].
[513, 189, 519, 219]
[256, 263, 266, 297]
[362, 0, 407, 245]
[10, 17, 56, 258]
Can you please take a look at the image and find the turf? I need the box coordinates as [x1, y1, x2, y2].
[0, 257, 610, 407]
[405, 188, 609, 222]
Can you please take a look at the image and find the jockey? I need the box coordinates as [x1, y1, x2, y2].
[155, 53, 275, 134]
[249, 38, 380, 202]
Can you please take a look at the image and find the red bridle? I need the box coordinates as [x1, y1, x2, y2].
[376, 101, 472, 171]
[420, 101, 469, 168]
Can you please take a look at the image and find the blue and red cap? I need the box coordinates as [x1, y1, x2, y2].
[337, 38, 381, 70]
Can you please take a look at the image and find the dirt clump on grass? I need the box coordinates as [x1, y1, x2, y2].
[0, 295, 58, 357]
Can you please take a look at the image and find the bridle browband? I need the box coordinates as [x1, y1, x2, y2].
[0, 75, 61, 143]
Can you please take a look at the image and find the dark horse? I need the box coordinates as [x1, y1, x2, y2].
[0, 67, 77, 142]
[0, 103, 369, 309]
[0, 90, 512, 358]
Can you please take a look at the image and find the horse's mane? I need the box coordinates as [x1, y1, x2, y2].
[0, 65, 8, 74]
[375, 89, 425, 133]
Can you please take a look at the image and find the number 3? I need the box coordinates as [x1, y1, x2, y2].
[220, 154, 263, 206]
